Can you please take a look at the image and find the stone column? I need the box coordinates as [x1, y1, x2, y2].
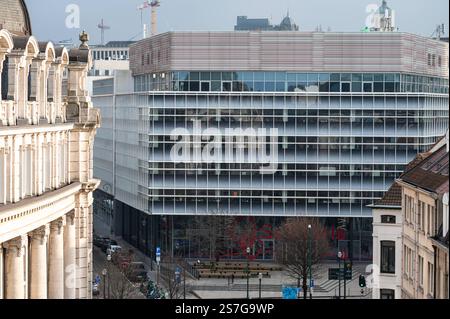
[0, 243, 3, 299]
[48, 217, 65, 299]
[64, 211, 76, 299]
[3, 236, 27, 299]
[29, 226, 49, 299]
[11, 135, 22, 203]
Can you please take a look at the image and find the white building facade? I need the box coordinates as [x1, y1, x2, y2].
[371, 183, 403, 299]
[0, 0, 100, 299]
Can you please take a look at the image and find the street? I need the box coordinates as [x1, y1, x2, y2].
[94, 214, 371, 300]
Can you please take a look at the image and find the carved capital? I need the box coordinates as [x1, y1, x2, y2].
[66, 211, 76, 226]
[50, 216, 66, 234]
[29, 225, 49, 245]
[3, 236, 27, 257]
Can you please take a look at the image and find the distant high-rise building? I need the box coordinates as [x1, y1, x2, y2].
[235, 13, 299, 31]
[371, 0, 396, 32]
[87, 41, 135, 95]
[0, 0, 100, 299]
[235, 16, 273, 31]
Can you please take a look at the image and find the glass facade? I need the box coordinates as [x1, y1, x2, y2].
[134, 71, 449, 94]
[136, 92, 448, 216]
[111, 199, 374, 262]
[94, 69, 448, 261]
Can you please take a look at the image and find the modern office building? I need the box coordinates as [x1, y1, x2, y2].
[0, 0, 100, 299]
[93, 30, 448, 262]
[90, 41, 134, 63]
[87, 41, 135, 95]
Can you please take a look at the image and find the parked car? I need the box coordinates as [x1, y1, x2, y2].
[128, 262, 146, 272]
[99, 238, 118, 253]
[93, 235, 108, 248]
[127, 269, 148, 283]
[106, 244, 122, 256]
[92, 283, 100, 296]
[112, 252, 132, 268]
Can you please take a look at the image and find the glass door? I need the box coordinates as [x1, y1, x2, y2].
[263, 240, 274, 260]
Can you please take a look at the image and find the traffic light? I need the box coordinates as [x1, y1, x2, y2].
[359, 275, 366, 288]
[345, 261, 352, 271]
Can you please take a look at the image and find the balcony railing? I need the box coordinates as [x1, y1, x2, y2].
[0, 100, 15, 126]
[0, 99, 67, 126]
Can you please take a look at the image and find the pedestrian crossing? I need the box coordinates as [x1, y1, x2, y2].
[187, 283, 328, 293]
[318, 269, 359, 292]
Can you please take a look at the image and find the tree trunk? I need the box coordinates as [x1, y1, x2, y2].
[302, 276, 308, 300]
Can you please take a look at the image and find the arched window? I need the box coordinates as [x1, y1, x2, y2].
[27, 64, 32, 100]
[1, 56, 8, 100]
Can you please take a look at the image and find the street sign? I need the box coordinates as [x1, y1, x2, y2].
[328, 268, 340, 280]
[328, 268, 352, 280]
[95, 275, 101, 284]
[310, 279, 315, 288]
[175, 267, 181, 284]
[156, 247, 161, 264]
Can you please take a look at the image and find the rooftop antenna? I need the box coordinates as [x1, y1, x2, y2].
[97, 19, 110, 45]
[138, 2, 149, 39]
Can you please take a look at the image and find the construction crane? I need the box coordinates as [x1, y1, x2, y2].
[138, 0, 161, 38]
[97, 19, 110, 45]
[149, 0, 161, 36]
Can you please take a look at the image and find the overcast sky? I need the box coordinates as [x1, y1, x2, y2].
[26, 0, 449, 45]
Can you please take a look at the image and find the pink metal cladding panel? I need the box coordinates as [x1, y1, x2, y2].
[130, 32, 449, 77]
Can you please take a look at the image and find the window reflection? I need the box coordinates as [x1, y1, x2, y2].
[133, 71, 448, 94]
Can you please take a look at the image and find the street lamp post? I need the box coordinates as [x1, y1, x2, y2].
[183, 267, 186, 299]
[343, 257, 347, 300]
[102, 268, 107, 299]
[107, 254, 112, 299]
[308, 224, 312, 299]
[258, 272, 263, 299]
[246, 247, 251, 299]
[175, 267, 181, 299]
[337, 251, 342, 299]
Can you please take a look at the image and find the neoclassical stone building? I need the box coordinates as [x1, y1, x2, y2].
[0, 0, 100, 299]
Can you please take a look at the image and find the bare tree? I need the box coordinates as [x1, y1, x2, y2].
[106, 261, 139, 299]
[275, 218, 329, 299]
[193, 211, 234, 260]
[159, 254, 183, 299]
[105, 249, 145, 299]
